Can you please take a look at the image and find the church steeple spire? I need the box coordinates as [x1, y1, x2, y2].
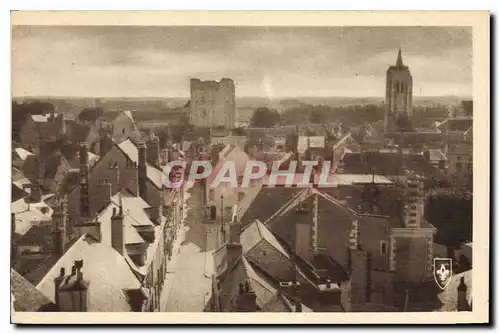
[396, 48, 404, 67]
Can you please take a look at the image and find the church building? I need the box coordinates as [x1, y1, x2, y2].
[384, 49, 414, 133]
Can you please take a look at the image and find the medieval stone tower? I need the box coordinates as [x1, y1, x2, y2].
[384, 49, 413, 132]
[189, 78, 236, 129]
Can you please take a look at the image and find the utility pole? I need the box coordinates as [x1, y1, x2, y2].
[220, 194, 224, 243]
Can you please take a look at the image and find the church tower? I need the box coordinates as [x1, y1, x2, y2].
[384, 49, 413, 132]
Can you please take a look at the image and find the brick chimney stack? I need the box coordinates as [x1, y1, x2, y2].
[52, 196, 68, 255]
[93, 180, 112, 215]
[111, 206, 124, 255]
[79, 142, 90, 218]
[124, 159, 139, 196]
[211, 145, 220, 165]
[11, 213, 16, 263]
[57, 260, 89, 312]
[226, 222, 243, 271]
[147, 133, 160, 166]
[228, 220, 241, 245]
[53, 267, 65, 308]
[235, 280, 257, 312]
[137, 142, 148, 201]
[27, 183, 42, 203]
[99, 133, 113, 157]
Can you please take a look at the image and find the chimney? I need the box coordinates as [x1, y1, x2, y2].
[111, 207, 124, 255]
[11, 213, 16, 263]
[124, 159, 139, 196]
[93, 180, 112, 215]
[53, 267, 65, 308]
[147, 133, 160, 166]
[228, 220, 241, 244]
[294, 299, 302, 312]
[29, 184, 42, 203]
[52, 197, 68, 255]
[235, 280, 257, 312]
[79, 142, 90, 218]
[226, 232, 242, 271]
[137, 142, 148, 201]
[211, 145, 220, 165]
[99, 134, 113, 156]
[11, 212, 15, 235]
[457, 276, 470, 311]
[57, 261, 89, 312]
[423, 149, 430, 162]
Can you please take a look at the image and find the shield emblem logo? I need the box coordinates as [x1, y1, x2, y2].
[433, 258, 453, 290]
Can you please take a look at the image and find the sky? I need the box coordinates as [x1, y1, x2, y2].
[12, 26, 472, 98]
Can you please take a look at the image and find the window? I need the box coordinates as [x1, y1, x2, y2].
[380, 241, 388, 256]
[122, 128, 125, 135]
[209, 189, 215, 202]
[238, 191, 245, 202]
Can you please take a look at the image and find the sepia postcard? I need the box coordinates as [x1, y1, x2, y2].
[10, 11, 490, 324]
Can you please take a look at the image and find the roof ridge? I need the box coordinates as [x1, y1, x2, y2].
[264, 188, 310, 225]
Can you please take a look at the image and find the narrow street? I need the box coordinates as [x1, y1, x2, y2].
[160, 182, 219, 312]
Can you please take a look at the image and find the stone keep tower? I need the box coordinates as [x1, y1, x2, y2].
[384, 49, 413, 132]
[190, 78, 236, 129]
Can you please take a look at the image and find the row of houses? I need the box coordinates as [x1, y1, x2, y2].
[12, 110, 186, 312]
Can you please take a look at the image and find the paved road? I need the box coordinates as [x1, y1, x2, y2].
[160, 183, 219, 312]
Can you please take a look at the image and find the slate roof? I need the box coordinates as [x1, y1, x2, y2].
[12, 183, 28, 202]
[11, 197, 53, 237]
[438, 117, 473, 132]
[11, 269, 56, 312]
[13, 147, 34, 161]
[239, 186, 303, 229]
[96, 189, 163, 276]
[36, 234, 142, 312]
[67, 122, 94, 144]
[22, 152, 67, 183]
[16, 220, 53, 247]
[428, 149, 447, 162]
[57, 170, 80, 196]
[341, 151, 439, 178]
[118, 139, 163, 189]
[297, 136, 326, 154]
[215, 255, 293, 312]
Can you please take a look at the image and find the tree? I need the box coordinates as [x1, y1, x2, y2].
[250, 107, 280, 128]
[78, 107, 103, 122]
[425, 188, 472, 247]
[309, 108, 327, 124]
[12, 100, 55, 142]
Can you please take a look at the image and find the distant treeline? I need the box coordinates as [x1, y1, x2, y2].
[249, 103, 450, 128]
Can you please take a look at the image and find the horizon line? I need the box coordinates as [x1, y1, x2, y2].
[12, 94, 472, 100]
